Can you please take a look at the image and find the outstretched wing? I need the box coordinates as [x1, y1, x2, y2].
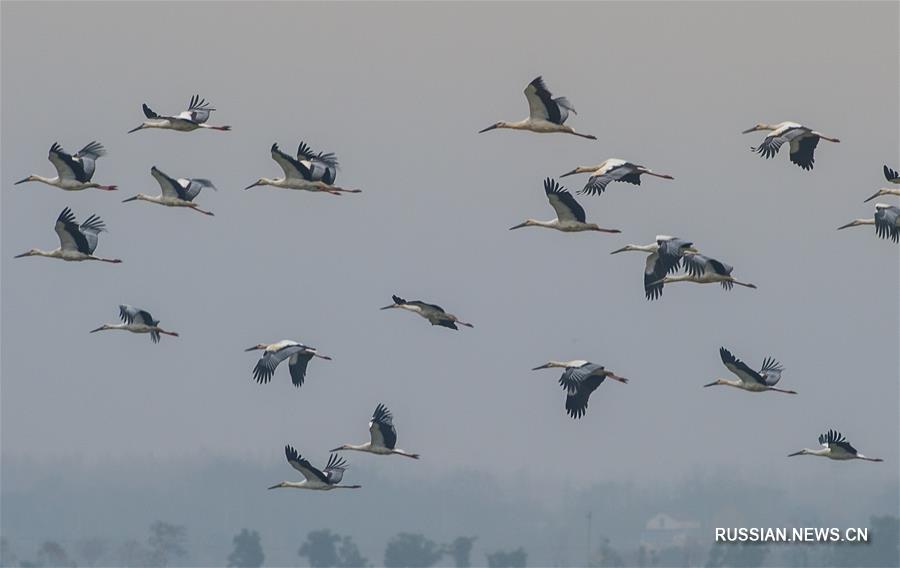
[297, 141, 339, 169]
[818, 429, 857, 454]
[874, 206, 900, 242]
[524, 76, 573, 125]
[759, 357, 784, 386]
[565, 376, 603, 419]
[72, 141, 106, 181]
[884, 165, 900, 183]
[323, 453, 348, 484]
[369, 403, 398, 449]
[252, 344, 305, 384]
[788, 134, 819, 170]
[544, 178, 586, 223]
[48, 143, 90, 182]
[151, 166, 189, 200]
[178, 94, 215, 124]
[271, 143, 311, 180]
[287, 350, 314, 387]
[719, 347, 766, 385]
[558, 363, 602, 393]
[285, 446, 328, 483]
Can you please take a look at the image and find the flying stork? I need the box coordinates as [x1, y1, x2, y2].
[478, 76, 596, 139]
[380, 295, 473, 330]
[14, 207, 121, 263]
[90, 305, 179, 343]
[650, 252, 757, 290]
[560, 159, 674, 196]
[863, 165, 900, 201]
[332, 403, 420, 459]
[704, 347, 795, 394]
[244, 143, 361, 194]
[128, 95, 231, 133]
[122, 166, 217, 216]
[742, 121, 839, 170]
[837, 203, 900, 242]
[788, 430, 883, 462]
[244, 340, 332, 388]
[15, 142, 117, 191]
[509, 178, 621, 233]
[610, 236, 698, 300]
[532, 360, 628, 419]
[268, 446, 362, 490]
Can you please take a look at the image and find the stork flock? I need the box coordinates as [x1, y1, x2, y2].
[11, 78, 889, 493]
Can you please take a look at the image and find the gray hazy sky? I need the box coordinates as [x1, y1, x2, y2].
[2, 0, 897, 499]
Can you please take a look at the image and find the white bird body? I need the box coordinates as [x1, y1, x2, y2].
[838, 203, 900, 242]
[333, 404, 420, 459]
[268, 446, 361, 490]
[510, 178, 621, 233]
[14, 207, 121, 263]
[381, 295, 473, 330]
[245, 340, 332, 388]
[653, 253, 756, 290]
[122, 166, 216, 216]
[245, 143, 360, 194]
[15, 142, 117, 191]
[705, 347, 795, 394]
[789, 430, 882, 462]
[479, 77, 596, 139]
[128, 95, 230, 133]
[742, 121, 839, 170]
[90, 305, 179, 343]
[532, 360, 628, 419]
[610, 235, 698, 300]
[561, 158, 674, 196]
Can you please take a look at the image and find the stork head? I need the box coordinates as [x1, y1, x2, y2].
[244, 178, 266, 190]
[560, 166, 594, 178]
[330, 444, 350, 452]
[244, 344, 267, 352]
[509, 220, 535, 230]
[741, 123, 771, 134]
[478, 121, 505, 133]
[121, 194, 148, 203]
[14, 175, 36, 185]
[532, 361, 568, 370]
[864, 189, 889, 203]
[703, 379, 727, 388]
[13, 248, 40, 259]
[267, 482, 288, 490]
[127, 123, 146, 134]
[787, 449, 809, 457]
[89, 324, 111, 333]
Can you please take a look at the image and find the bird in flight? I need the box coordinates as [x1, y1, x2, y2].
[268, 446, 361, 490]
[15, 141, 117, 191]
[245, 340, 332, 388]
[532, 360, 628, 419]
[128, 95, 231, 133]
[742, 121, 839, 170]
[705, 347, 795, 394]
[509, 178, 620, 233]
[788, 430, 883, 462]
[380, 295, 473, 330]
[14, 207, 121, 264]
[332, 403, 420, 459]
[479, 76, 596, 139]
[90, 305, 179, 343]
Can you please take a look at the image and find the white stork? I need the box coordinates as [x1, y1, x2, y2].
[610, 236, 698, 300]
[478, 76, 596, 139]
[268, 446, 361, 490]
[332, 403, 420, 459]
[532, 360, 628, 419]
[509, 178, 621, 233]
[15, 142, 117, 191]
[90, 305, 179, 343]
[560, 159, 674, 196]
[245, 340, 332, 388]
[380, 295, 473, 330]
[650, 253, 757, 290]
[742, 121, 839, 170]
[837, 203, 900, 242]
[244, 143, 361, 194]
[863, 165, 900, 201]
[122, 166, 217, 216]
[704, 347, 795, 394]
[14, 207, 121, 263]
[789, 430, 883, 462]
[128, 95, 231, 133]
